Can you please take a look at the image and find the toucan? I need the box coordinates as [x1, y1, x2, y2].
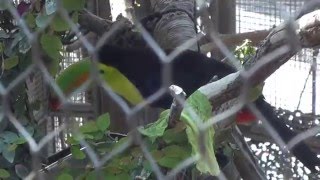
[49, 44, 320, 173]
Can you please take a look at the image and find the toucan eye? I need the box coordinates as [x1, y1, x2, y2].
[99, 70, 104, 74]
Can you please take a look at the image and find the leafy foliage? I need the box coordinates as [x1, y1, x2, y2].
[234, 39, 257, 64]
[62, 89, 220, 179]
[0, 0, 85, 178]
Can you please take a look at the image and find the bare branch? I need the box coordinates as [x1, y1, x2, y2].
[168, 85, 186, 127]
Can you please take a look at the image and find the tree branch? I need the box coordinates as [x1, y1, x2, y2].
[200, 10, 320, 111]
[78, 9, 112, 36]
[200, 30, 270, 53]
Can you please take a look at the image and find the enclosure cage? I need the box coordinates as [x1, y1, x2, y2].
[0, 0, 319, 180]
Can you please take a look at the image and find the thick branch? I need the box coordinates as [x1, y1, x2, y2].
[200, 10, 320, 110]
[200, 30, 270, 53]
[78, 9, 112, 35]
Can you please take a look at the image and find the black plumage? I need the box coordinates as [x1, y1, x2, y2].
[98, 44, 319, 173]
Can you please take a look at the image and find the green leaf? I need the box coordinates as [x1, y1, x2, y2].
[14, 137, 27, 145]
[183, 91, 212, 122]
[158, 156, 181, 169]
[25, 14, 36, 29]
[86, 171, 98, 180]
[138, 110, 170, 142]
[249, 83, 264, 102]
[161, 145, 190, 159]
[15, 164, 29, 179]
[46, 54, 60, 76]
[4, 56, 19, 70]
[142, 160, 153, 172]
[96, 113, 110, 132]
[92, 131, 104, 140]
[163, 123, 187, 144]
[104, 173, 130, 180]
[79, 121, 99, 133]
[0, 131, 19, 144]
[66, 136, 79, 145]
[70, 146, 85, 160]
[7, 144, 17, 151]
[52, 14, 70, 32]
[62, 0, 85, 11]
[3, 145, 15, 163]
[35, 13, 52, 28]
[0, 169, 10, 178]
[180, 90, 220, 176]
[18, 32, 31, 53]
[40, 34, 62, 60]
[57, 173, 73, 180]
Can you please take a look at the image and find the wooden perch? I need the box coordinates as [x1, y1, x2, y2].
[78, 9, 112, 36]
[200, 30, 270, 53]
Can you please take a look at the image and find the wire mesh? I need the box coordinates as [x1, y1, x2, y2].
[0, 0, 319, 179]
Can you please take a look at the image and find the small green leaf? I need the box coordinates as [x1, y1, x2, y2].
[57, 173, 73, 180]
[151, 150, 164, 161]
[62, 0, 85, 11]
[104, 173, 130, 180]
[66, 136, 79, 145]
[25, 14, 36, 28]
[92, 131, 104, 140]
[83, 133, 94, 140]
[40, 34, 62, 60]
[3, 145, 15, 163]
[79, 121, 99, 133]
[47, 54, 60, 76]
[163, 126, 187, 144]
[52, 14, 70, 32]
[15, 164, 29, 179]
[14, 137, 26, 145]
[0, 169, 10, 178]
[7, 144, 17, 151]
[249, 83, 264, 102]
[70, 146, 85, 160]
[4, 56, 19, 70]
[86, 171, 97, 180]
[138, 110, 170, 142]
[161, 145, 190, 159]
[35, 13, 52, 28]
[18, 32, 31, 53]
[0, 131, 19, 143]
[158, 156, 181, 169]
[96, 113, 110, 132]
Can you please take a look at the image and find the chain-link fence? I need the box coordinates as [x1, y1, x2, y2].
[0, 0, 320, 179]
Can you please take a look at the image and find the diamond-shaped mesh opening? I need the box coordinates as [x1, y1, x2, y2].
[0, 0, 320, 179]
